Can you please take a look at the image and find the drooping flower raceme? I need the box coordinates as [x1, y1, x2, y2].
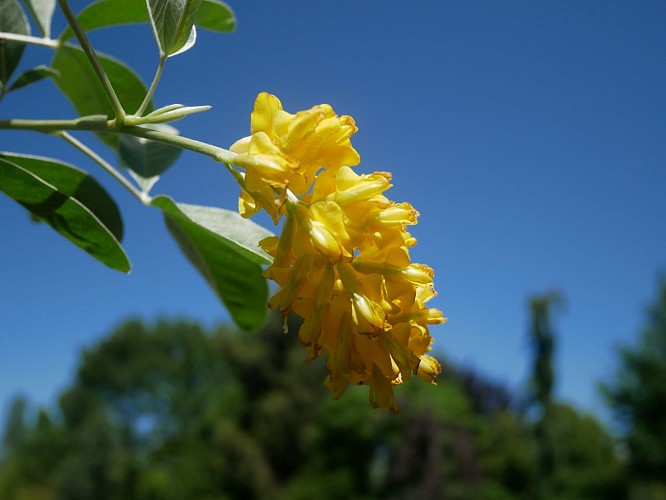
[230, 92, 445, 411]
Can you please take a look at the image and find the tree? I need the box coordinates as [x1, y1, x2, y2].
[1, 396, 27, 457]
[527, 292, 565, 413]
[543, 403, 626, 500]
[0, 314, 627, 499]
[521, 292, 627, 499]
[602, 277, 666, 495]
[525, 292, 564, 497]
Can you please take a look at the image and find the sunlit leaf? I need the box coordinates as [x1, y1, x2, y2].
[196, 0, 234, 33]
[0, 154, 130, 272]
[152, 195, 272, 330]
[119, 123, 182, 179]
[153, 196, 273, 265]
[0, 0, 30, 86]
[147, 0, 203, 56]
[141, 104, 211, 124]
[51, 44, 151, 146]
[6, 64, 58, 92]
[19, 0, 55, 37]
[58, 0, 234, 40]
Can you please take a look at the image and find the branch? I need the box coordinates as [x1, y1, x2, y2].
[0, 117, 238, 164]
[0, 32, 59, 49]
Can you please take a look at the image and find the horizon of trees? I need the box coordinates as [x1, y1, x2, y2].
[0, 277, 664, 499]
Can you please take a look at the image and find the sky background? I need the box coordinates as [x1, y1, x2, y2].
[1, 1, 665, 425]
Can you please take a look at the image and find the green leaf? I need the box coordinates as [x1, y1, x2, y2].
[0, 154, 130, 272]
[147, 0, 203, 57]
[153, 196, 273, 265]
[51, 45, 151, 146]
[171, 24, 196, 57]
[140, 104, 211, 124]
[19, 0, 55, 37]
[119, 123, 182, 179]
[59, 0, 149, 41]
[58, 0, 234, 40]
[0, 0, 30, 86]
[196, 0, 234, 33]
[0, 152, 124, 241]
[151, 195, 273, 330]
[6, 64, 58, 92]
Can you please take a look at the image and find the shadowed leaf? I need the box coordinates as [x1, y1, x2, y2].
[147, 0, 203, 57]
[119, 124, 182, 180]
[51, 44, 151, 147]
[0, 154, 129, 272]
[7, 64, 58, 92]
[0, 0, 30, 85]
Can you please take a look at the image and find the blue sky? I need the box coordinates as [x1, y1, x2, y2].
[1, 1, 665, 424]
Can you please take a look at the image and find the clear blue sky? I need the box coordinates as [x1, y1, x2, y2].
[2, 1, 665, 423]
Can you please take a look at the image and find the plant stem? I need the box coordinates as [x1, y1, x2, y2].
[123, 125, 236, 163]
[56, 0, 126, 124]
[0, 117, 238, 164]
[0, 32, 60, 49]
[0, 116, 110, 132]
[136, 54, 167, 116]
[57, 131, 149, 203]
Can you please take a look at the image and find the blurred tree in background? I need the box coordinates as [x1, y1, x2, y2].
[523, 292, 625, 500]
[525, 293, 561, 498]
[527, 293, 564, 414]
[0, 311, 628, 499]
[602, 277, 666, 499]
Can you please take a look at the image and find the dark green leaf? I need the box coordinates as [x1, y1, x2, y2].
[0, 152, 124, 241]
[0, 0, 30, 86]
[152, 195, 272, 330]
[0, 154, 130, 272]
[119, 123, 182, 179]
[6, 64, 58, 92]
[147, 0, 203, 56]
[19, 0, 55, 37]
[58, 0, 234, 40]
[58, 0, 149, 41]
[51, 44, 151, 147]
[196, 0, 234, 33]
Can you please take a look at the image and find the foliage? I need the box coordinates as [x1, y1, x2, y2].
[526, 292, 565, 412]
[0, 0, 272, 330]
[522, 292, 629, 500]
[0, 316, 625, 499]
[602, 277, 666, 497]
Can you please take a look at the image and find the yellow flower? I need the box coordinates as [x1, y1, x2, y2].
[232, 93, 445, 411]
[230, 92, 360, 221]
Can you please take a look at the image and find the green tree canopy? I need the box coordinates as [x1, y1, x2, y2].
[0, 315, 625, 499]
[602, 277, 666, 495]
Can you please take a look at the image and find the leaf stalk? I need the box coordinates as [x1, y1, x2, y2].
[0, 32, 59, 49]
[56, 131, 149, 204]
[136, 54, 168, 116]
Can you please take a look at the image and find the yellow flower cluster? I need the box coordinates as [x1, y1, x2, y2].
[231, 93, 445, 411]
